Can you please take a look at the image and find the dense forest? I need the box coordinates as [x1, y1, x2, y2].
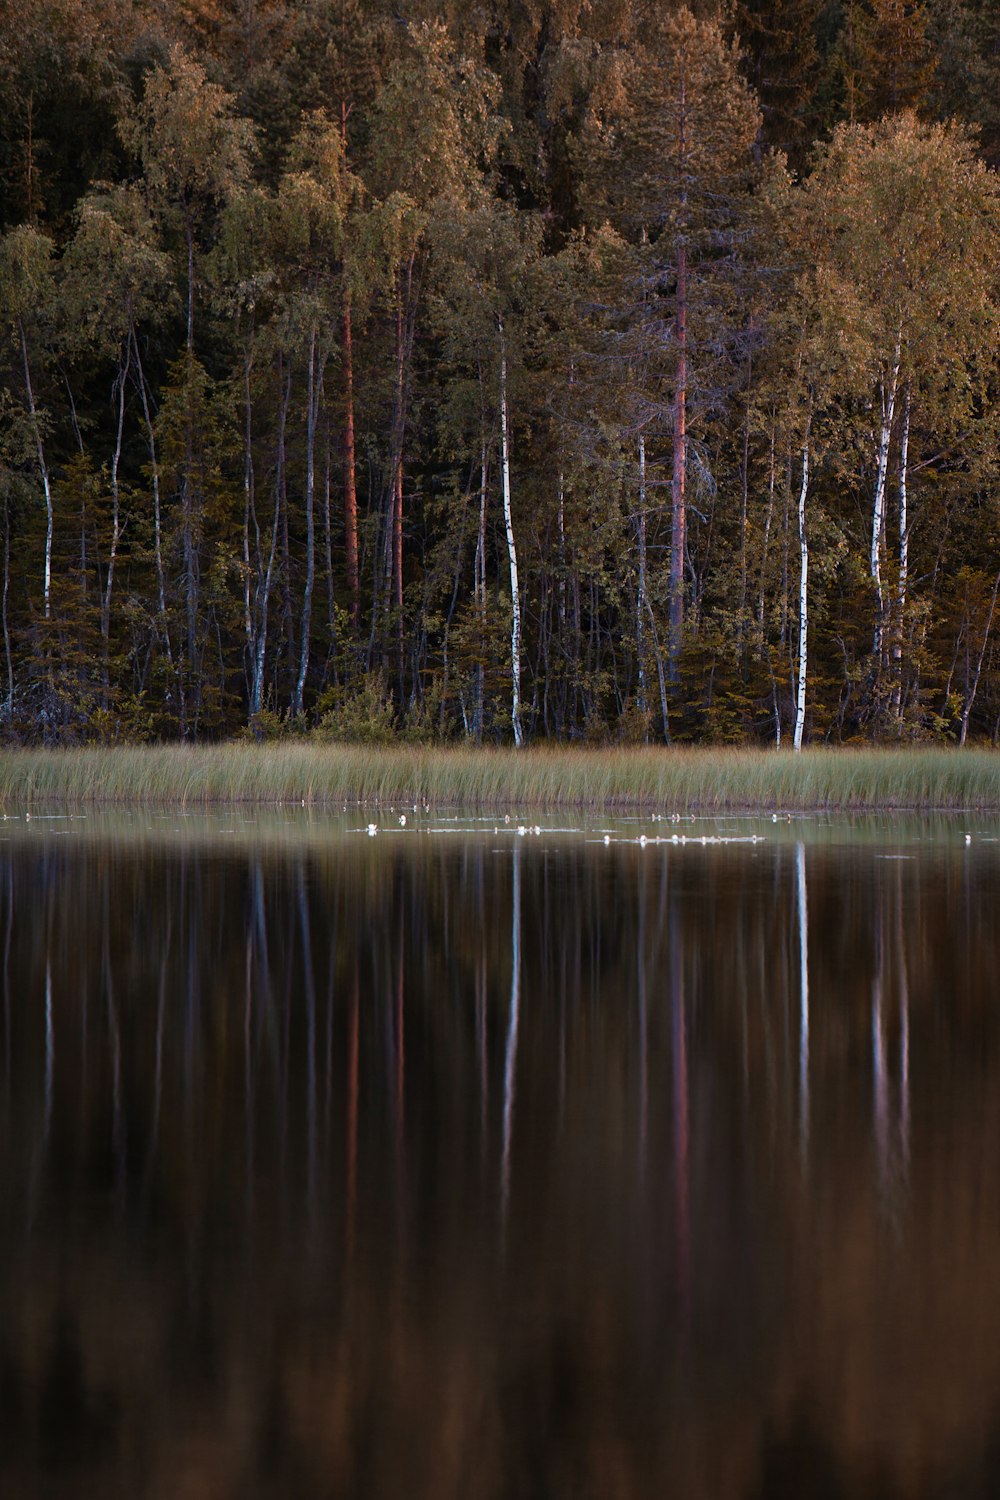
[2, 0, 1000, 745]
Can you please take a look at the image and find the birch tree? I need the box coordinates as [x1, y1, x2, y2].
[805, 114, 1000, 721]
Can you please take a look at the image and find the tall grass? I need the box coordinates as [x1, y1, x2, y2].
[0, 744, 998, 811]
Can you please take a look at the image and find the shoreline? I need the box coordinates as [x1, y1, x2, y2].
[0, 744, 999, 813]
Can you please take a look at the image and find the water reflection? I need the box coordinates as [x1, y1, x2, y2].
[0, 829, 999, 1497]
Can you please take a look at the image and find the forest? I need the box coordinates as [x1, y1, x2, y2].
[2, 0, 1000, 746]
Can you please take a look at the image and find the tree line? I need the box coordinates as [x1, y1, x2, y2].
[2, 0, 1000, 745]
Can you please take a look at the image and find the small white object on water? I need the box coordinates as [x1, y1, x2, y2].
[517, 825, 526, 837]
[603, 834, 611, 846]
[533, 825, 541, 836]
[771, 813, 778, 823]
[399, 814, 407, 826]
[367, 823, 378, 837]
[639, 834, 648, 847]
[504, 814, 511, 825]
[965, 833, 972, 845]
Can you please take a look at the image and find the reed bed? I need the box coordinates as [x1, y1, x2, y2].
[0, 743, 998, 812]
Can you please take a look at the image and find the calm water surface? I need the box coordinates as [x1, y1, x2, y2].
[1, 811, 999, 1499]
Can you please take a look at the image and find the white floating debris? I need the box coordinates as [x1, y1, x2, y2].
[399, 814, 407, 827]
[517, 825, 526, 837]
[603, 834, 611, 846]
[639, 834, 648, 847]
[965, 833, 972, 845]
[367, 823, 378, 837]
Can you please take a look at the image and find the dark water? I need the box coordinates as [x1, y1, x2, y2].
[2, 813, 1000, 1500]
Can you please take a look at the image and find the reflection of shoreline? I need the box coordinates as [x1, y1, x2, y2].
[0, 836, 997, 1498]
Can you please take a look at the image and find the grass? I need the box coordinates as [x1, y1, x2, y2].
[0, 743, 997, 813]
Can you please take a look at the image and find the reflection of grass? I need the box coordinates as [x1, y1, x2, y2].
[0, 744, 999, 811]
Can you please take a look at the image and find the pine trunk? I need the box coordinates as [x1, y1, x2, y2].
[499, 320, 522, 747]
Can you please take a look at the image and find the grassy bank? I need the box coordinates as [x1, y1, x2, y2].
[0, 743, 998, 812]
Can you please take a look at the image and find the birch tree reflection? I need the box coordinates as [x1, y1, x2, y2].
[0, 829, 994, 1499]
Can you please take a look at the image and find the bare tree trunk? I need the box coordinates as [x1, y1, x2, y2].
[793, 434, 811, 752]
[19, 320, 52, 620]
[669, 232, 687, 685]
[131, 328, 170, 650]
[959, 566, 1000, 746]
[636, 433, 648, 722]
[294, 323, 319, 718]
[251, 363, 289, 716]
[499, 319, 522, 747]
[102, 344, 130, 703]
[2, 492, 13, 712]
[892, 381, 910, 722]
[340, 104, 359, 636]
[342, 289, 359, 632]
[668, 70, 688, 687]
[242, 336, 255, 704]
[871, 331, 902, 661]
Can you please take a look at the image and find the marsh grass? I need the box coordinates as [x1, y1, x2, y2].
[0, 744, 998, 812]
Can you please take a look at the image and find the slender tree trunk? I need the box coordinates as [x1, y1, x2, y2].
[185, 218, 195, 357]
[758, 417, 776, 632]
[342, 288, 359, 632]
[636, 434, 648, 722]
[793, 432, 811, 753]
[102, 345, 130, 702]
[958, 566, 1000, 746]
[669, 233, 687, 685]
[871, 331, 902, 661]
[294, 322, 319, 718]
[668, 70, 688, 687]
[892, 380, 910, 722]
[251, 361, 289, 716]
[391, 258, 415, 697]
[323, 429, 336, 666]
[2, 493, 12, 712]
[131, 328, 170, 650]
[19, 320, 52, 620]
[474, 426, 488, 742]
[340, 102, 359, 637]
[242, 335, 255, 705]
[499, 319, 522, 747]
[737, 338, 753, 666]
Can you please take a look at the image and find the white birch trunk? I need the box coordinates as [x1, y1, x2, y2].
[793, 436, 810, 752]
[499, 318, 522, 747]
[871, 333, 902, 658]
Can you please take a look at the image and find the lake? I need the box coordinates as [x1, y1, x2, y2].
[1, 810, 999, 1499]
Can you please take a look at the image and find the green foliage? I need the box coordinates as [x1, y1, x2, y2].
[314, 671, 398, 745]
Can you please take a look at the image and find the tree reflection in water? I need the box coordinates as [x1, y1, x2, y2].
[0, 827, 997, 1497]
